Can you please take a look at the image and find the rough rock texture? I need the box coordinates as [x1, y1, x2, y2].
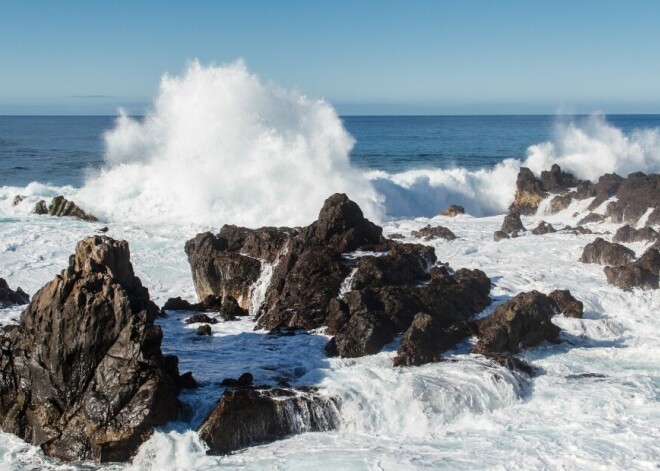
[604, 247, 660, 291]
[186, 194, 492, 360]
[540, 164, 579, 193]
[605, 173, 660, 225]
[587, 173, 624, 211]
[185, 313, 219, 325]
[439, 205, 465, 217]
[500, 212, 526, 236]
[562, 225, 593, 235]
[549, 194, 572, 213]
[198, 387, 340, 455]
[33, 196, 98, 221]
[0, 278, 29, 307]
[493, 231, 510, 242]
[219, 296, 248, 321]
[580, 238, 635, 266]
[411, 224, 457, 241]
[613, 225, 658, 243]
[196, 325, 212, 336]
[548, 289, 584, 318]
[473, 291, 560, 355]
[531, 221, 556, 235]
[577, 213, 605, 225]
[0, 236, 186, 462]
[509, 168, 546, 215]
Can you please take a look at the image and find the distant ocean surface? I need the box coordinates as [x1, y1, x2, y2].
[3, 114, 660, 188]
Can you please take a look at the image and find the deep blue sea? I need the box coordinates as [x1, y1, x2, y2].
[2, 115, 660, 188]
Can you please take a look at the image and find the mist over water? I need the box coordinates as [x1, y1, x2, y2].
[68, 62, 660, 226]
[78, 60, 383, 227]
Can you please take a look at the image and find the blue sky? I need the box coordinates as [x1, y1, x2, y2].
[1, 0, 659, 115]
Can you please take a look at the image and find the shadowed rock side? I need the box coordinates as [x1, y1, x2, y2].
[473, 291, 560, 355]
[198, 387, 340, 455]
[548, 289, 584, 318]
[613, 225, 658, 243]
[33, 195, 98, 222]
[411, 224, 457, 241]
[186, 194, 492, 360]
[580, 238, 635, 266]
[509, 165, 659, 225]
[0, 236, 188, 462]
[604, 247, 660, 291]
[0, 278, 29, 307]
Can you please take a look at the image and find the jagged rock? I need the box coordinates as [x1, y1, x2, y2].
[587, 173, 624, 211]
[473, 291, 560, 354]
[387, 233, 405, 240]
[0, 279, 29, 307]
[219, 295, 248, 321]
[198, 387, 340, 455]
[613, 225, 658, 243]
[163, 296, 198, 311]
[493, 231, 510, 242]
[34, 199, 48, 214]
[549, 194, 573, 213]
[393, 312, 469, 367]
[636, 247, 660, 275]
[12, 195, 24, 206]
[540, 164, 579, 193]
[509, 167, 546, 215]
[411, 224, 457, 241]
[185, 313, 219, 325]
[0, 236, 183, 462]
[439, 205, 465, 217]
[196, 324, 212, 336]
[501, 212, 526, 236]
[48, 196, 98, 222]
[577, 213, 605, 225]
[531, 221, 556, 235]
[575, 181, 597, 200]
[485, 353, 535, 376]
[548, 289, 583, 318]
[580, 238, 635, 266]
[647, 208, 660, 227]
[604, 265, 658, 291]
[605, 173, 660, 225]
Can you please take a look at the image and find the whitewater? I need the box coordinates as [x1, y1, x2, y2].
[0, 62, 659, 470]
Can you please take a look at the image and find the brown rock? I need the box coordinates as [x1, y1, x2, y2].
[0, 279, 29, 307]
[411, 224, 457, 241]
[548, 289, 583, 318]
[580, 238, 635, 266]
[509, 167, 546, 215]
[613, 225, 658, 243]
[440, 204, 465, 217]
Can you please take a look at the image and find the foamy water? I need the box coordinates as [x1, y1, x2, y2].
[1, 63, 659, 470]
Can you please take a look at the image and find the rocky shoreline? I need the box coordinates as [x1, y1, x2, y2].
[0, 164, 658, 463]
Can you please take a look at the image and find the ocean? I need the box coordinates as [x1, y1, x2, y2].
[1, 62, 659, 471]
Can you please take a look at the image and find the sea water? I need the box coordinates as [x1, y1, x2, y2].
[0, 61, 659, 470]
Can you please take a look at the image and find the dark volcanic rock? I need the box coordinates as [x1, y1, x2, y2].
[501, 212, 526, 236]
[162, 296, 198, 311]
[577, 213, 605, 225]
[548, 289, 584, 318]
[0, 278, 29, 307]
[0, 236, 182, 462]
[34, 199, 48, 214]
[411, 224, 457, 241]
[493, 231, 510, 242]
[562, 225, 593, 235]
[198, 387, 340, 455]
[196, 324, 212, 336]
[531, 221, 556, 235]
[393, 312, 470, 367]
[580, 238, 635, 266]
[48, 195, 98, 222]
[509, 167, 546, 215]
[604, 265, 658, 291]
[219, 295, 248, 321]
[587, 173, 624, 211]
[439, 205, 465, 217]
[549, 194, 573, 213]
[485, 353, 535, 376]
[540, 164, 579, 193]
[606, 172, 660, 225]
[473, 291, 560, 355]
[185, 313, 219, 325]
[613, 225, 658, 243]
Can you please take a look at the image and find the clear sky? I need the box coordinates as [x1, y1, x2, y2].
[1, 0, 659, 115]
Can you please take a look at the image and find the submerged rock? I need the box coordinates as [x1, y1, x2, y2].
[198, 387, 340, 455]
[439, 204, 465, 217]
[0, 278, 29, 307]
[185, 313, 219, 325]
[411, 224, 457, 241]
[196, 324, 212, 336]
[0, 236, 185, 462]
[580, 238, 635, 266]
[531, 221, 556, 235]
[11, 195, 24, 206]
[577, 213, 605, 225]
[473, 291, 560, 355]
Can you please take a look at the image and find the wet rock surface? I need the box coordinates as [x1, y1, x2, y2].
[0, 278, 29, 307]
[198, 387, 340, 455]
[500, 212, 526, 236]
[548, 289, 584, 318]
[33, 196, 98, 222]
[411, 224, 457, 241]
[0, 236, 186, 462]
[439, 204, 465, 217]
[613, 225, 658, 243]
[509, 167, 546, 215]
[531, 221, 556, 235]
[473, 291, 560, 355]
[604, 247, 660, 291]
[580, 238, 635, 267]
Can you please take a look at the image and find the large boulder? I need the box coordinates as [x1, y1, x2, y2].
[531, 221, 556, 235]
[580, 238, 635, 266]
[612, 225, 658, 244]
[548, 289, 584, 318]
[198, 387, 340, 455]
[473, 291, 560, 355]
[0, 278, 29, 307]
[509, 168, 546, 215]
[0, 236, 186, 462]
[587, 173, 624, 211]
[605, 173, 660, 225]
[603, 247, 660, 291]
[500, 212, 526, 236]
[540, 164, 579, 193]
